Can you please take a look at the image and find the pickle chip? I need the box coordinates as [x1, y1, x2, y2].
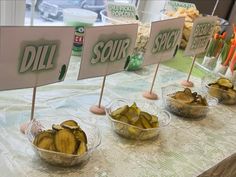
[77, 141, 87, 156]
[217, 78, 233, 88]
[37, 137, 54, 151]
[54, 129, 77, 154]
[33, 130, 54, 146]
[74, 129, 87, 144]
[60, 120, 78, 127]
[52, 124, 64, 131]
[174, 91, 194, 104]
[111, 105, 129, 117]
[140, 116, 152, 129]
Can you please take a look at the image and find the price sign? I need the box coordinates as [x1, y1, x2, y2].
[107, 2, 138, 20]
[184, 16, 217, 56]
[0, 27, 74, 91]
[78, 24, 138, 80]
[143, 17, 185, 65]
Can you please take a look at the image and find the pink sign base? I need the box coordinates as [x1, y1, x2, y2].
[143, 91, 159, 100]
[90, 105, 106, 115]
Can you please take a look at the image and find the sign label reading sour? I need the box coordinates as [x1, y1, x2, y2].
[91, 38, 130, 64]
[78, 24, 138, 80]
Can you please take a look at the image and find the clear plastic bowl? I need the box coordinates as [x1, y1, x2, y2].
[26, 118, 101, 167]
[202, 75, 236, 105]
[105, 99, 171, 140]
[162, 84, 218, 119]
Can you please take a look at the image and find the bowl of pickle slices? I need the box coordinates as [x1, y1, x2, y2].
[105, 99, 171, 140]
[26, 118, 101, 167]
[204, 77, 236, 105]
[162, 84, 218, 118]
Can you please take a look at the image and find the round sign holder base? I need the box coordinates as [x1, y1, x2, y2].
[143, 91, 159, 100]
[90, 105, 106, 115]
[20, 122, 30, 134]
[181, 80, 194, 87]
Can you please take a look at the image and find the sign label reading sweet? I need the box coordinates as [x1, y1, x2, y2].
[107, 2, 137, 20]
[184, 16, 217, 56]
[0, 27, 74, 91]
[144, 17, 184, 65]
[78, 24, 138, 80]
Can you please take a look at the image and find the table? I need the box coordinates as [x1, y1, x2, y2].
[0, 56, 235, 177]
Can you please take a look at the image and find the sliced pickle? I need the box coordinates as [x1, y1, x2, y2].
[62, 124, 81, 130]
[119, 115, 129, 124]
[227, 89, 236, 99]
[37, 137, 54, 150]
[134, 119, 144, 129]
[126, 107, 139, 124]
[150, 115, 158, 123]
[174, 91, 194, 104]
[217, 78, 233, 88]
[54, 129, 77, 154]
[184, 88, 192, 96]
[140, 116, 152, 129]
[208, 84, 222, 98]
[33, 130, 54, 146]
[77, 141, 87, 156]
[130, 102, 141, 115]
[111, 105, 129, 117]
[151, 122, 159, 128]
[128, 126, 139, 135]
[74, 129, 87, 144]
[52, 124, 64, 131]
[60, 120, 78, 127]
[140, 111, 152, 121]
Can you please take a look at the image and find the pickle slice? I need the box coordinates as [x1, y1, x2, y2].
[208, 84, 222, 98]
[174, 91, 194, 104]
[140, 111, 152, 121]
[126, 107, 139, 124]
[60, 120, 78, 127]
[150, 115, 158, 123]
[33, 130, 54, 146]
[227, 89, 236, 99]
[184, 88, 192, 96]
[74, 129, 87, 144]
[140, 116, 152, 129]
[77, 141, 87, 156]
[54, 129, 77, 154]
[217, 78, 233, 88]
[111, 105, 129, 117]
[52, 124, 64, 131]
[37, 137, 54, 151]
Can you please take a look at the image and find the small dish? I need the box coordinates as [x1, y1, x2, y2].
[105, 99, 171, 140]
[202, 75, 236, 105]
[26, 118, 101, 167]
[162, 84, 218, 118]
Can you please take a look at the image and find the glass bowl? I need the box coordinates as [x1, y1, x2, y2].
[26, 118, 101, 167]
[202, 75, 236, 105]
[162, 84, 218, 119]
[105, 99, 171, 140]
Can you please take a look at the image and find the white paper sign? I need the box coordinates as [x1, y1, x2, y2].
[78, 24, 138, 80]
[165, 1, 196, 11]
[0, 27, 74, 91]
[184, 16, 217, 56]
[143, 17, 184, 66]
[107, 2, 138, 21]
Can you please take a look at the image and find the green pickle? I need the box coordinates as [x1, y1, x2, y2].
[110, 102, 159, 136]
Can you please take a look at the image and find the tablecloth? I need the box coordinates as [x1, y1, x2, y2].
[0, 56, 235, 177]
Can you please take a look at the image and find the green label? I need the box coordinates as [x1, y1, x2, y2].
[19, 40, 59, 73]
[108, 3, 137, 19]
[152, 29, 180, 54]
[190, 22, 214, 50]
[168, 1, 196, 11]
[91, 38, 131, 64]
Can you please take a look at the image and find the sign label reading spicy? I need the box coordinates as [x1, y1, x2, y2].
[152, 29, 180, 54]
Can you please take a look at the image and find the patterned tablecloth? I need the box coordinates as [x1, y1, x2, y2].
[0, 56, 235, 177]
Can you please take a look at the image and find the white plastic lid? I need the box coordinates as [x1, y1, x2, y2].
[63, 8, 98, 24]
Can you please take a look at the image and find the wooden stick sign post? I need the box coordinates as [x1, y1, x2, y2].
[0, 27, 74, 133]
[181, 16, 217, 87]
[78, 24, 138, 115]
[142, 17, 185, 100]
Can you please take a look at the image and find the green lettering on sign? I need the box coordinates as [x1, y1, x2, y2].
[19, 40, 59, 73]
[91, 38, 131, 64]
[152, 29, 180, 54]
